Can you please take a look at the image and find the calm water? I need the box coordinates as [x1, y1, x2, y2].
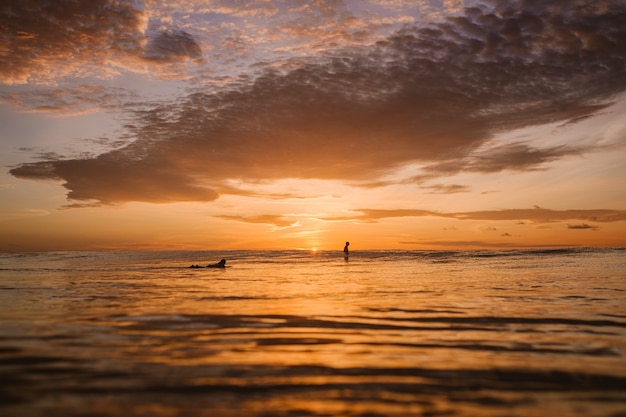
[0, 248, 625, 416]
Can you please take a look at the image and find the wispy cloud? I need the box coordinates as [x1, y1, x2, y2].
[567, 223, 600, 230]
[320, 208, 626, 224]
[0, 85, 137, 115]
[419, 142, 590, 179]
[208, 206, 623, 233]
[216, 214, 299, 229]
[421, 184, 470, 194]
[7, 1, 626, 206]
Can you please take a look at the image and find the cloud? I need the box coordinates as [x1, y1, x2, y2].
[0, 0, 145, 84]
[206, 0, 279, 18]
[421, 142, 589, 177]
[0, 85, 137, 115]
[422, 184, 470, 194]
[9, 1, 626, 204]
[144, 29, 202, 62]
[207, 206, 620, 233]
[452, 208, 626, 223]
[326, 208, 626, 224]
[11, 155, 219, 205]
[212, 181, 324, 200]
[215, 214, 299, 228]
[0, 0, 205, 85]
[567, 223, 600, 230]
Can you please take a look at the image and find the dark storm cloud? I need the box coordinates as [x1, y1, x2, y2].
[0, 0, 202, 84]
[9, 0, 626, 204]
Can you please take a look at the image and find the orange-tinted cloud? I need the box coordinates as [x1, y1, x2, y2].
[8, 1, 626, 204]
[0, 85, 136, 115]
[417, 142, 590, 179]
[215, 207, 626, 228]
[216, 214, 298, 228]
[334, 208, 626, 224]
[422, 184, 470, 194]
[0, 0, 203, 85]
[1, 0, 143, 84]
[567, 223, 600, 230]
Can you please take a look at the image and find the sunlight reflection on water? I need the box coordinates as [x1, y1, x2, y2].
[0, 249, 625, 416]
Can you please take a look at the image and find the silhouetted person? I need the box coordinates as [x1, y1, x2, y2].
[207, 259, 226, 268]
[343, 241, 350, 258]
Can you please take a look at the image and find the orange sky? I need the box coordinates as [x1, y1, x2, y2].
[1, 0, 626, 252]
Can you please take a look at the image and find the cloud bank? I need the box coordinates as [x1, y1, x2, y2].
[8, 0, 626, 205]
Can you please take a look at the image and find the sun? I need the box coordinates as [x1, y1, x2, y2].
[311, 247, 318, 253]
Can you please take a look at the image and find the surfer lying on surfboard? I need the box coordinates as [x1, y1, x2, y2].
[207, 259, 227, 268]
[189, 259, 227, 268]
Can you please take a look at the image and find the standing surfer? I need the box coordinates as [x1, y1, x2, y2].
[343, 241, 350, 259]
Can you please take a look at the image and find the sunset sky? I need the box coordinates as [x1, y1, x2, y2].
[1, 0, 626, 252]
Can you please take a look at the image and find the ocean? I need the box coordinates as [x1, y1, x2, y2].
[0, 248, 625, 416]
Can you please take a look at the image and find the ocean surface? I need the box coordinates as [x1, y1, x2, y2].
[0, 248, 625, 417]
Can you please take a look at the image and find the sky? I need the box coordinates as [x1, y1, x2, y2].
[1, 0, 626, 252]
